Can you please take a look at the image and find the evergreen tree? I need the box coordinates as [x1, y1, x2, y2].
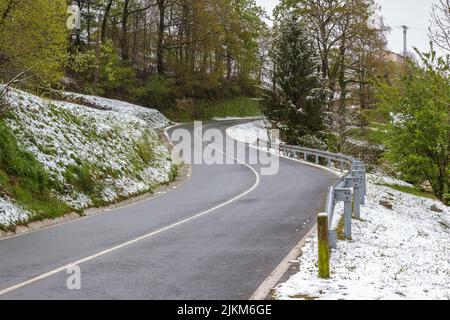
[262, 15, 327, 145]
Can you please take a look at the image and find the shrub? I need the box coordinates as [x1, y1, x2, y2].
[132, 76, 175, 109]
[135, 134, 155, 165]
[297, 134, 328, 151]
[64, 164, 99, 196]
[376, 48, 449, 202]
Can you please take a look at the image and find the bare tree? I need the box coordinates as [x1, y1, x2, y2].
[429, 0, 450, 53]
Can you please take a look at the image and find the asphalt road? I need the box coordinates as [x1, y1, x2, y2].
[0, 120, 337, 300]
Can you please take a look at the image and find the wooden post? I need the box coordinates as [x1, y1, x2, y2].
[317, 213, 330, 279]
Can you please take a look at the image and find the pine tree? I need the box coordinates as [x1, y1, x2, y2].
[262, 15, 328, 144]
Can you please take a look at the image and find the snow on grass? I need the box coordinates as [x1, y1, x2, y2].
[0, 197, 29, 226]
[228, 121, 449, 299]
[1, 87, 173, 226]
[226, 120, 270, 144]
[212, 116, 263, 121]
[276, 174, 450, 300]
[61, 91, 171, 129]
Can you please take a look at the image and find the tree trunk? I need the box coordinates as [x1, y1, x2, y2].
[132, 13, 139, 61]
[142, 11, 147, 80]
[226, 50, 232, 80]
[101, 0, 113, 43]
[87, 0, 91, 45]
[156, 0, 166, 75]
[121, 0, 130, 61]
[337, 41, 347, 151]
[94, 15, 102, 88]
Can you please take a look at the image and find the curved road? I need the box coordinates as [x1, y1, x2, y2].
[0, 120, 337, 300]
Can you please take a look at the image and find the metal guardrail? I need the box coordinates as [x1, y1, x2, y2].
[278, 144, 367, 249]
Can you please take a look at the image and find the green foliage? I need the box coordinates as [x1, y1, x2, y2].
[376, 47, 449, 203]
[64, 164, 99, 196]
[68, 40, 136, 97]
[164, 96, 261, 122]
[67, 49, 97, 75]
[223, 0, 268, 78]
[99, 41, 136, 95]
[135, 133, 156, 166]
[132, 76, 175, 109]
[168, 165, 179, 184]
[64, 0, 267, 104]
[0, 120, 70, 228]
[0, 0, 68, 86]
[262, 15, 327, 145]
[297, 134, 328, 151]
[346, 126, 385, 146]
[376, 183, 437, 200]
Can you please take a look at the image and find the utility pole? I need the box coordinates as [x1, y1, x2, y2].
[401, 25, 408, 58]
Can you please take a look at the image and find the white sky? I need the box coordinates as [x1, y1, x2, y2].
[256, 0, 437, 55]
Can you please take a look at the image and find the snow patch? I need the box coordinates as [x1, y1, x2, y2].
[226, 120, 271, 144]
[0, 87, 173, 226]
[0, 197, 29, 226]
[276, 174, 450, 300]
[61, 91, 171, 129]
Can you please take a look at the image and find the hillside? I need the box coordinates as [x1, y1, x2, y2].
[0, 87, 175, 230]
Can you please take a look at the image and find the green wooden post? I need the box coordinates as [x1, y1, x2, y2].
[317, 213, 330, 279]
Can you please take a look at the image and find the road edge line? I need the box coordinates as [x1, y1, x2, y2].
[249, 224, 317, 300]
[222, 123, 338, 301]
[0, 122, 260, 297]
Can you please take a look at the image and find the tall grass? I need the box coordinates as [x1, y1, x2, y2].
[0, 120, 71, 230]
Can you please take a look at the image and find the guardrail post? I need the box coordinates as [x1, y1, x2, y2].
[353, 186, 361, 219]
[315, 155, 319, 164]
[345, 176, 363, 219]
[344, 199, 352, 238]
[354, 164, 367, 198]
[334, 188, 352, 240]
[352, 169, 366, 205]
[329, 229, 337, 249]
[317, 213, 330, 279]
[304, 153, 307, 162]
[326, 187, 337, 249]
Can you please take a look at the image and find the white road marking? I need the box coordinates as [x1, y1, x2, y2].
[249, 224, 317, 300]
[222, 124, 340, 300]
[0, 122, 260, 296]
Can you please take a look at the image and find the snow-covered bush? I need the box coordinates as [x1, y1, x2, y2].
[297, 134, 328, 151]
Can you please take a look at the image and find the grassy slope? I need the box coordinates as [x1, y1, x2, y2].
[0, 89, 176, 231]
[376, 183, 437, 200]
[0, 120, 70, 229]
[163, 96, 262, 122]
